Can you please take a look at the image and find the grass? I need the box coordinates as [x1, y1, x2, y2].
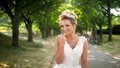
[97, 34, 120, 58]
[0, 33, 53, 68]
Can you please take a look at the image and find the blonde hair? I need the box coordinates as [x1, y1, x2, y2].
[59, 9, 77, 25]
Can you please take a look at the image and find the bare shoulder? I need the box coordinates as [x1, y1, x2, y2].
[78, 36, 87, 40]
[82, 36, 88, 47]
[79, 36, 88, 46]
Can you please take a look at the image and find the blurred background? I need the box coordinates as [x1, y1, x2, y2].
[0, 0, 120, 68]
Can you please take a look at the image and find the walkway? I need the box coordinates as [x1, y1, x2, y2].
[88, 44, 120, 68]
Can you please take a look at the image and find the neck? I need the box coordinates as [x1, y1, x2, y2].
[65, 33, 76, 39]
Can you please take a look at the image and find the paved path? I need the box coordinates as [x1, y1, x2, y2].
[88, 44, 120, 68]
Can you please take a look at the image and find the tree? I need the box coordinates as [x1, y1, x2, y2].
[20, 0, 48, 42]
[107, 0, 112, 41]
[72, 0, 120, 43]
[98, 0, 120, 41]
[0, 0, 21, 47]
[21, 13, 34, 42]
[0, 0, 51, 46]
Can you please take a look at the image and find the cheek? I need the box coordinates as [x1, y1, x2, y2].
[65, 26, 74, 33]
[67, 25, 73, 30]
[70, 26, 74, 30]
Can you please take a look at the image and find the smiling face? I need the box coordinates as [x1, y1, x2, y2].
[59, 19, 76, 36]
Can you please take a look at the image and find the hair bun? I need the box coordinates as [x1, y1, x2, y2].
[61, 9, 77, 20]
[59, 9, 77, 25]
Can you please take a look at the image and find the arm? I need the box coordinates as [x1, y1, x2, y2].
[81, 40, 88, 68]
[54, 35, 65, 64]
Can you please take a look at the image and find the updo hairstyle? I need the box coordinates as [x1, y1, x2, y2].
[59, 9, 77, 25]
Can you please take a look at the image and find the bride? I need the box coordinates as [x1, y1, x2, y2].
[53, 10, 88, 68]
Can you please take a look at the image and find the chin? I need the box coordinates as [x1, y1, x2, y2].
[64, 33, 71, 36]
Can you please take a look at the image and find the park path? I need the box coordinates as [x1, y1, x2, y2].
[88, 44, 120, 68]
[1, 31, 120, 68]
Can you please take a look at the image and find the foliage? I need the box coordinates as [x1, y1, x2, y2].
[0, 0, 120, 42]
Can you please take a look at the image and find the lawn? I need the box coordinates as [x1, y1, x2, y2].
[0, 33, 54, 68]
[97, 34, 120, 59]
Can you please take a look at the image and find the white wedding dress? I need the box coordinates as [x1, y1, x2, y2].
[53, 36, 86, 68]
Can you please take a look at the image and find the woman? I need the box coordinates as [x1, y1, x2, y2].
[53, 10, 88, 68]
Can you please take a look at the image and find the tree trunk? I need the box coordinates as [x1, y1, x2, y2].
[46, 28, 50, 37]
[98, 23, 103, 43]
[107, 0, 112, 41]
[85, 27, 88, 35]
[46, 25, 52, 37]
[80, 28, 83, 35]
[53, 29, 57, 35]
[99, 24, 102, 43]
[40, 28, 45, 38]
[11, 1, 20, 47]
[1, 0, 20, 47]
[21, 13, 33, 42]
[53, 28, 60, 35]
[11, 14, 19, 47]
[26, 21, 33, 42]
[92, 22, 97, 44]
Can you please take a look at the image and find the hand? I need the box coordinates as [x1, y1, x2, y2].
[57, 34, 65, 48]
[54, 34, 65, 64]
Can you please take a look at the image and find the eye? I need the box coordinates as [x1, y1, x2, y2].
[66, 24, 70, 27]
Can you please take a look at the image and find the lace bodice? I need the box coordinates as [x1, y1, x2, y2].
[53, 36, 86, 68]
